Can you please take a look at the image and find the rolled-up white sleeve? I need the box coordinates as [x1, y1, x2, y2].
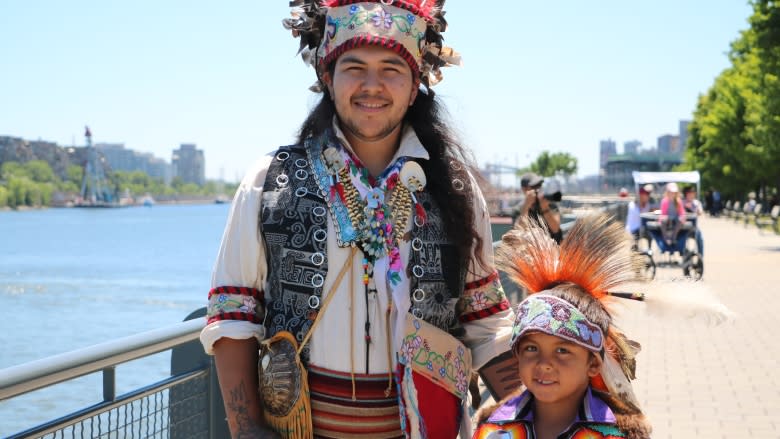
[199, 156, 272, 355]
[458, 173, 515, 370]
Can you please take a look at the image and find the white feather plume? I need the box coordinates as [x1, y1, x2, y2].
[619, 279, 736, 326]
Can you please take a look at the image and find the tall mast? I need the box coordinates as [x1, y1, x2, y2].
[79, 126, 113, 205]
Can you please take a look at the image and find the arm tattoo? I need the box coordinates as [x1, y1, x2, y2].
[226, 380, 280, 439]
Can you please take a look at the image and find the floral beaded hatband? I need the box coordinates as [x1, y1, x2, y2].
[283, 0, 461, 88]
[510, 294, 605, 354]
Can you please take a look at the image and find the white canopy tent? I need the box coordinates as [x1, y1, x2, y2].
[632, 171, 701, 195]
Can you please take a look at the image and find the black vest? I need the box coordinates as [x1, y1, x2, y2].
[260, 135, 466, 361]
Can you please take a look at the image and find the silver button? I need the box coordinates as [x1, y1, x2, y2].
[312, 273, 325, 288]
[295, 169, 309, 180]
[414, 215, 425, 228]
[412, 288, 426, 302]
[295, 187, 308, 197]
[311, 252, 325, 266]
[313, 206, 327, 217]
[276, 151, 290, 161]
[412, 265, 424, 278]
[452, 178, 465, 191]
[308, 295, 321, 309]
[411, 238, 423, 251]
[295, 158, 308, 168]
[276, 174, 289, 187]
[412, 308, 424, 319]
[314, 229, 327, 242]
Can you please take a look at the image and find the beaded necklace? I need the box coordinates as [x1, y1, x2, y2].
[322, 143, 427, 372]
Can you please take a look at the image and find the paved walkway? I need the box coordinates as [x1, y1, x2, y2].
[475, 215, 780, 438]
[620, 215, 780, 438]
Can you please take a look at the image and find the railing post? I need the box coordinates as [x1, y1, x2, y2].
[102, 366, 116, 401]
[209, 359, 220, 439]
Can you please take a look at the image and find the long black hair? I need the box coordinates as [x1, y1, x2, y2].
[297, 86, 486, 277]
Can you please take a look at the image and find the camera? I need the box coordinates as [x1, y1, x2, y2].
[533, 189, 563, 202]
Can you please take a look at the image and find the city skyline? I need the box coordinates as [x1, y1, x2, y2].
[0, 1, 753, 182]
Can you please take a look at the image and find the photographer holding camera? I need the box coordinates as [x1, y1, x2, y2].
[512, 172, 563, 243]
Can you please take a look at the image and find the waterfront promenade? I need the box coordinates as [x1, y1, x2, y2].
[476, 214, 780, 437]
[605, 215, 780, 437]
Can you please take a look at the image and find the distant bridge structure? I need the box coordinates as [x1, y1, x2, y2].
[482, 162, 523, 189]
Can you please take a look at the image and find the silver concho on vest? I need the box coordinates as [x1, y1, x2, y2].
[408, 190, 467, 337]
[261, 146, 329, 362]
[260, 134, 468, 362]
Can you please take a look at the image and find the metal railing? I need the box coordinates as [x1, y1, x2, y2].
[0, 201, 628, 438]
[0, 309, 229, 439]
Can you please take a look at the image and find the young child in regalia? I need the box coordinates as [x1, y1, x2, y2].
[473, 213, 653, 439]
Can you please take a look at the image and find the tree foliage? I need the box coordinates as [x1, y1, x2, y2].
[521, 151, 579, 178]
[0, 159, 235, 208]
[684, 0, 780, 202]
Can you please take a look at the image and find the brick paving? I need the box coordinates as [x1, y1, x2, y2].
[620, 215, 780, 438]
[474, 215, 780, 438]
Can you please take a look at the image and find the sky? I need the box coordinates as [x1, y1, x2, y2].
[0, 1, 754, 182]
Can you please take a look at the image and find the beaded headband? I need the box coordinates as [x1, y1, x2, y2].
[283, 0, 461, 89]
[510, 294, 604, 354]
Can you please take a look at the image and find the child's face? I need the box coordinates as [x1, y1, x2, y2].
[515, 332, 601, 406]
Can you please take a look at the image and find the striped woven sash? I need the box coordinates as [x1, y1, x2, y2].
[308, 365, 403, 439]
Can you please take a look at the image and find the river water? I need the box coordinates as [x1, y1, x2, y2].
[0, 203, 230, 436]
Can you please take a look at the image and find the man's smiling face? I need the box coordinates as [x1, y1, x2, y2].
[324, 45, 418, 146]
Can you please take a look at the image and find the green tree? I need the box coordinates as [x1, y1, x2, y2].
[682, 66, 755, 199]
[0, 186, 8, 207]
[1, 162, 27, 179]
[66, 165, 83, 187]
[23, 160, 57, 183]
[522, 151, 579, 179]
[684, 1, 780, 201]
[7, 176, 30, 208]
[746, 0, 780, 198]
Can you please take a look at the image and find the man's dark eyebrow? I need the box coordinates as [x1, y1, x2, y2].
[338, 55, 407, 67]
[339, 55, 367, 65]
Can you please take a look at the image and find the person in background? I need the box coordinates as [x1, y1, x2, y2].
[649, 182, 687, 254]
[682, 185, 704, 257]
[512, 172, 562, 244]
[625, 184, 654, 246]
[711, 188, 722, 216]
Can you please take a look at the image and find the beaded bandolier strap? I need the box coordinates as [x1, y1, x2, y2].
[260, 131, 467, 365]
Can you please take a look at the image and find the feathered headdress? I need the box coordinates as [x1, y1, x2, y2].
[496, 213, 651, 435]
[282, 0, 461, 90]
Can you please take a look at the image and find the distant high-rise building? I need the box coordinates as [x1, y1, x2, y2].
[95, 143, 133, 170]
[172, 143, 205, 186]
[657, 134, 680, 154]
[96, 143, 173, 184]
[679, 120, 690, 153]
[623, 140, 642, 155]
[599, 138, 617, 169]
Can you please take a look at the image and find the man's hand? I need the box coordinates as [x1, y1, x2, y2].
[479, 351, 522, 401]
[520, 188, 538, 215]
[536, 191, 552, 212]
